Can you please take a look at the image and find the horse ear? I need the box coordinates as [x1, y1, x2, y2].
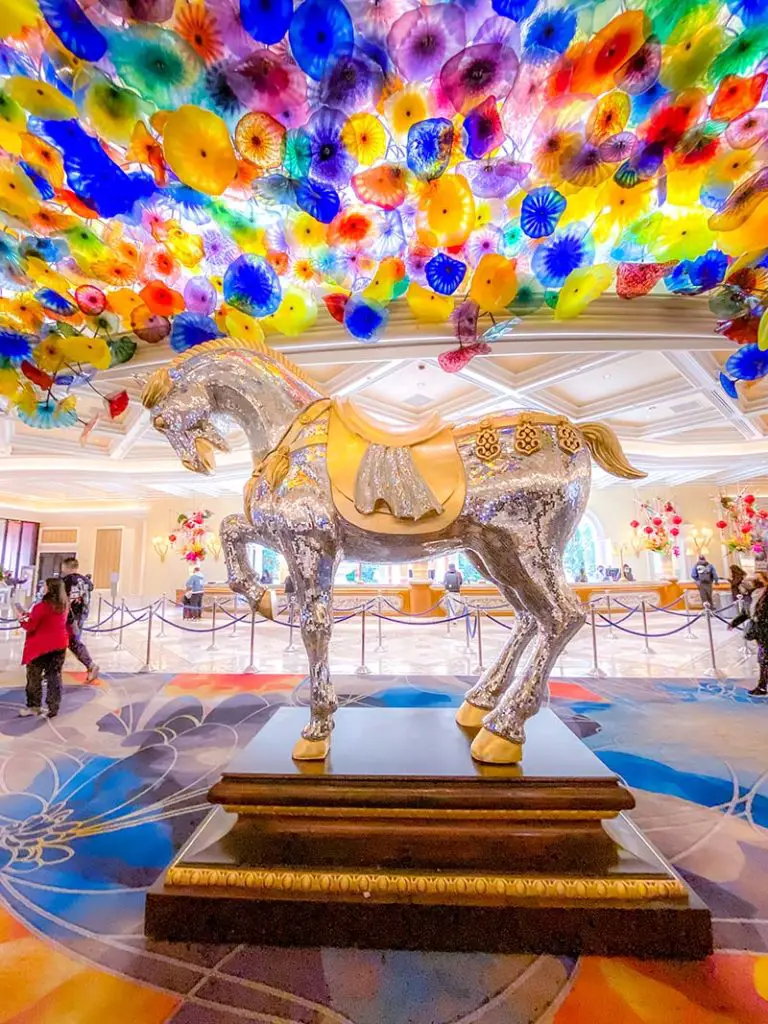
[140, 368, 173, 408]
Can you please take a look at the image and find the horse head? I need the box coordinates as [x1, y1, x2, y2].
[141, 366, 230, 475]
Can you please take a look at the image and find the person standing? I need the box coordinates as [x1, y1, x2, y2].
[61, 557, 99, 683]
[691, 554, 719, 607]
[730, 571, 768, 695]
[186, 565, 205, 620]
[443, 562, 464, 625]
[18, 578, 69, 718]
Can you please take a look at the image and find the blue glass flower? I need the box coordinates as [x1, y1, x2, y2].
[289, 0, 354, 81]
[241, 0, 293, 45]
[0, 328, 33, 361]
[521, 187, 566, 239]
[38, 0, 107, 62]
[223, 255, 282, 317]
[169, 313, 223, 353]
[426, 253, 467, 296]
[463, 97, 503, 160]
[727, 0, 768, 25]
[344, 296, 387, 342]
[725, 344, 768, 382]
[373, 210, 406, 260]
[319, 54, 382, 113]
[629, 82, 669, 125]
[664, 263, 697, 294]
[492, 0, 539, 20]
[295, 178, 341, 223]
[407, 118, 454, 181]
[19, 162, 54, 201]
[35, 288, 78, 317]
[524, 10, 576, 63]
[306, 106, 356, 186]
[720, 372, 739, 400]
[16, 397, 79, 429]
[532, 224, 595, 289]
[688, 250, 729, 292]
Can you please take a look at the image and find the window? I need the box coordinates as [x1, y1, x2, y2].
[563, 517, 599, 582]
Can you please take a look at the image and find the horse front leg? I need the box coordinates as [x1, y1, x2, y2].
[471, 569, 585, 764]
[288, 540, 341, 761]
[220, 514, 269, 615]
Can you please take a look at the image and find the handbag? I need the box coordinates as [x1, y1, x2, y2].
[745, 620, 757, 642]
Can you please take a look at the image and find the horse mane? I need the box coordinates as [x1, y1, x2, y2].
[140, 336, 325, 409]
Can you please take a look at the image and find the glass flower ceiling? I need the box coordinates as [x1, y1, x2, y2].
[1, 0, 768, 428]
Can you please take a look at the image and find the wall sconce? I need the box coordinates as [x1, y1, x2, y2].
[206, 534, 222, 561]
[689, 526, 713, 555]
[152, 536, 170, 562]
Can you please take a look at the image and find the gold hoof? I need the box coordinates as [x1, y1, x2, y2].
[455, 700, 487, 729]
[257, 590, 274, 621]
[291, 736, 330, 761]
[470, 727, 523, 765]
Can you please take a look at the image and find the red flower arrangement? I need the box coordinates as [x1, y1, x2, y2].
[168, 508, 214, 564]
[715, 491, 766, 554]
[629, 499, 684, 557]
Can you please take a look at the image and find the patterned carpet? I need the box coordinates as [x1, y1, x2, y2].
[0, 668, 766, 1023]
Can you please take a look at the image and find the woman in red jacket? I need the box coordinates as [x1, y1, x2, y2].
[19, 578, 69, 718]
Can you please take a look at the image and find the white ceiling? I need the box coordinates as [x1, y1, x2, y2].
[1, 294, 766, 508]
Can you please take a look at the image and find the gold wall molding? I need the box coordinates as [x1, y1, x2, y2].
[221, 804, 617, 821]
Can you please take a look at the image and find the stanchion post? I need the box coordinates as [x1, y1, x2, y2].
[284, 596, 298, 653]
[231, 599, 238, 637]
[157, 594, 166, 637]
[97, 593, 103, 628]
[244, 608, 257, 673]
[473, 609, 484, 674]
[115, 598, 126, 651]
[464, 602, 472, 650]
[206, 601, 219, 651]
[356, 606, 371, 675]
[374, 591, 386, 653]
[704, 605, 725, 678]
[140, 605, 153, 673]
[640, 599, 654, 655]
[586, 602, 607, 678]
[605, 590, 616, 640]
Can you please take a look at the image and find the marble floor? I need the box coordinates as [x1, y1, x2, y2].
[0, 598, 758, 682]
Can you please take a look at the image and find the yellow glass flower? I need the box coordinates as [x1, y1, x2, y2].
[4, 77, 77, 119]
[293, 258, 318, 284]
[221, 307, 266, 342]
[387, 89, 428, 140]
[554, 264, 613, 320]
[20, 133, 65, 188]
[0, 164, 39, 221]
[405, 281, 453, 322]
[163, 105, 237, 195]
[106, 288, 145, 323]
[418, 174, 476, 248]
[24, 257, 74, 295]
[289, 213, 327, 250]
[1, 293, 43, 331]
[63, 335, 112, 370]
[470, 254, 518, 312]
[164, 223, 204, 268]
[0, 367, 20, 399]
[660, 25, 723, 91]
[15, 382, 38, 415]
[652, 210, 714, 262]
[264, 289, 318, 336]
[363, 257, 406, 304]
[33, 336, 66, 372]
[0, 0, 38, 37]
[341, 113, 386, 165]
[82, 72, 149, 147]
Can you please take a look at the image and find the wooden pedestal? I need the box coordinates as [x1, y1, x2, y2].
[145, 707, 712, 958]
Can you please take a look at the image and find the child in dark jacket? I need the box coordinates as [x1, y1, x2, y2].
[19, 578, 69, 718]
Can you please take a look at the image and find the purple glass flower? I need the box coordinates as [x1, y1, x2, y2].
[474, 14, 521, 50]
[207, 0, 257, 58]
[458, 158, 530, 198]
[227, 50, 307, 126]
[306, 107, 356, 186]
[184, 277, 217, 315]
[387, 3, 466, 81]
[317, 53, 383, 112]
[465, 225, 502, 265]
[463, 95, 504, 159]
[440, 43, 519, 114]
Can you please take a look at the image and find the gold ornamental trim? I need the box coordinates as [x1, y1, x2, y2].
[222, 804, 618, 821]
[475, 419, 501, 462]
[165, 865, 687, 903]
[514, 417, 542, 457]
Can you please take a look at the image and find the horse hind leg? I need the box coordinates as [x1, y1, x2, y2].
[455, 550, 537, 729]
[471, 562, 585, 765]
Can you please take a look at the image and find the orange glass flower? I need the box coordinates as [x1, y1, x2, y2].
[470, 255, 518, 312]
[140, 281, 185, 317]
[351, 164, 408, 210]
[571, 12, 647, 95]
[418, 174, 476, 248]
[710, 73, 768, 124]
[175, 1, 223, 64]
[235, 112, 285, 171]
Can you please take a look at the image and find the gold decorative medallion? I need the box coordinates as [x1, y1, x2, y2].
[557, 419, 582, 456]
[514, 418, 541, 457]
[475, 420, 501, 462]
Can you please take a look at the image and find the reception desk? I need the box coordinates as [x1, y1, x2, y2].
[176, 579, 734, 618]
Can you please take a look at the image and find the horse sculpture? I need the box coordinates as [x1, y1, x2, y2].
[142, 337, 644, 764]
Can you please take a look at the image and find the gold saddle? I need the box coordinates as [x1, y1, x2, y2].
[327, 399, 466, 536]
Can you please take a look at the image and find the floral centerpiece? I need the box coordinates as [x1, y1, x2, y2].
[629, 500, 684, 557]
[169, 509, 214, 564]
[715, 492, 767, 555]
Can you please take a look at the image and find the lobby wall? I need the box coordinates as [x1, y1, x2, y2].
[2, 482, 760, 595]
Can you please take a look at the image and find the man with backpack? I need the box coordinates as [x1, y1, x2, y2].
[60, 558, 99, 683]
[691, 555, 719, 608]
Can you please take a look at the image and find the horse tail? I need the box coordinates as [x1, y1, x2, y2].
[579, 422, 646, 480]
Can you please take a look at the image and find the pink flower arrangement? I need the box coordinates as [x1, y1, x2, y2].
[715, 491, 767, 554]
[630, 499, 684, 556]
[168, 509, 214, 564]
